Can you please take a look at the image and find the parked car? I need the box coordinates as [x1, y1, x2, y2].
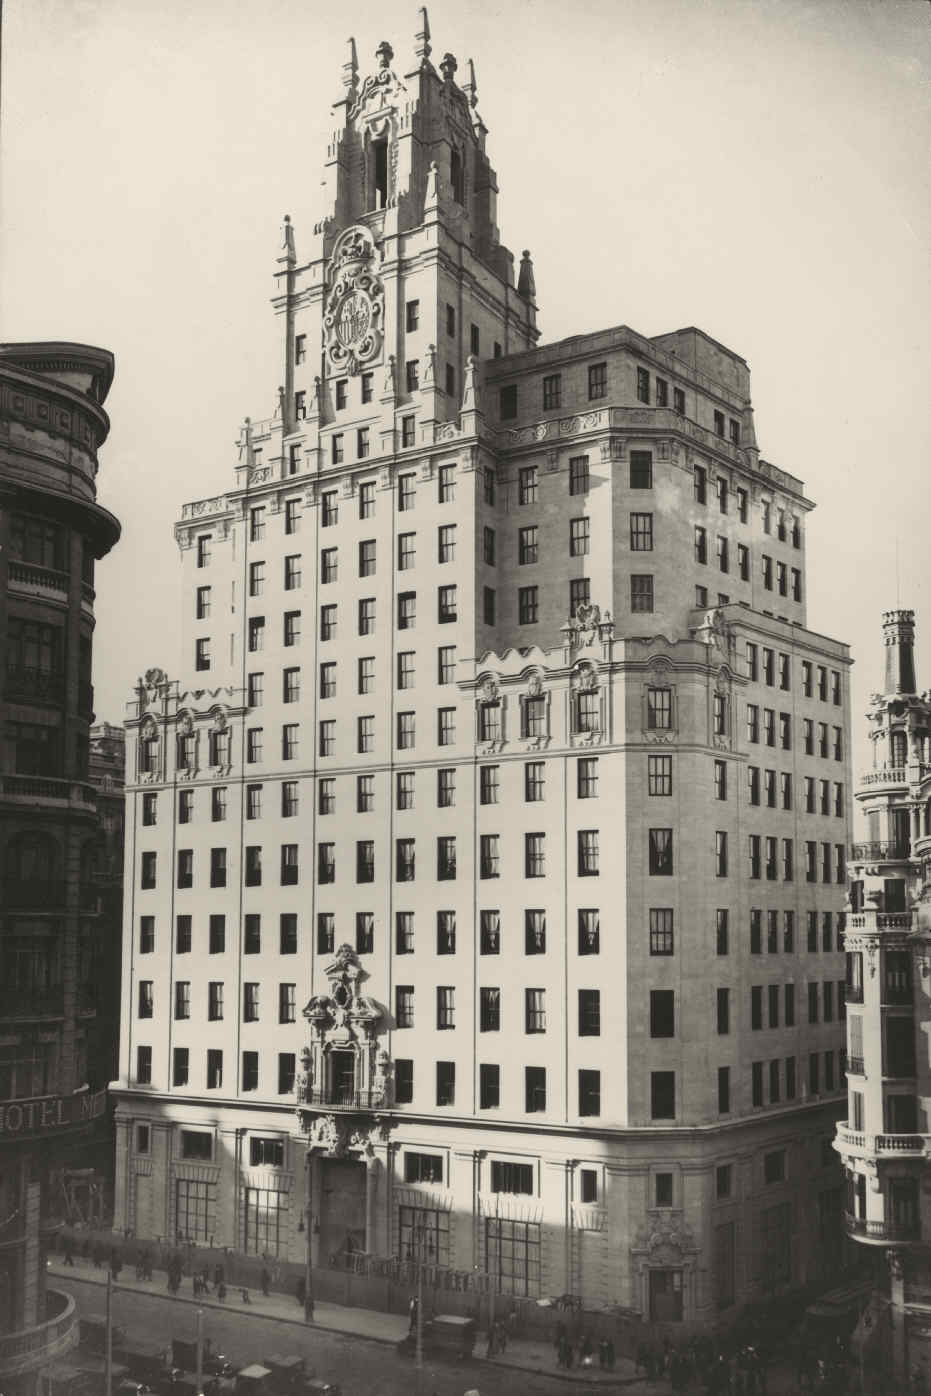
[397, 1313, 476, 1361]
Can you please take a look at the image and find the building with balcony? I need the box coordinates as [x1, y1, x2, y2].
[0, 343, 120, 1392]
[112, 18, 852, 1326]
[835, 610, 931, 1383]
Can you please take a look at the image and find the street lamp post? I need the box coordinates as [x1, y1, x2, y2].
[304, 1150, 314, 1322]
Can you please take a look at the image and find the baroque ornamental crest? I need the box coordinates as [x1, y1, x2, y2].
[323, 225, 385, 375]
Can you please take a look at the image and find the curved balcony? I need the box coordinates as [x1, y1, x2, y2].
[835, 1123, 929, 1159]
[6, 559, 70, 597]
[850, 840, 911, 863]
[858, 767, 908, 791]
[0, 775, 96, 811]
[844, 1212, 922, 1245]
[0, 1289, 78, 1378]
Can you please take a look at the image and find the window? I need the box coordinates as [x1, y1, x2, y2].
[479, 834, 500, 880]
[577, 756, 598, 798]
[524, 1066, 547, 1113]
[578, 988, 600, 1037]
[717, 536, 729, 573]
[714, 760, 728, 801]
[354, 909, 374, 954]
[436, 1061, 455, 1106]
[479, 765, 499, 806]
[176, 849, 193, 889]
[396, 771, 414, 811]
[435, 767, 455, 808]
[518, 465, 538, 505]
[650, 990, 675, 1038]
[524, 909, 546, 954]
[631, 575, 654, 612]
[579, 1069, 601, 1117]
[203, 978, 224, 1023]
[542, 373, 561, 409]
[196, 535, 211, 568]
[589, 362, 608, 400]
[436, 523, 457, 564]
[646, 906, 674, 955]
[437, 835, 456, 880]
[569, 455, 590, 495]
[763, 708, 775, 746]
[570, 517, 590, 556]
[279, 913, 297, 955]
[248, 616, 265, 653]
[241, 1052, 259, 1092]
[483, 586, 496, 625]
[317, 842, 335, 885]
[578, 829, 599, 876]
[518, 586, 538, 625]
[525, 762, 545, 801]
[749, 835, 761, 880]
[525, 832, 545, 878]
[438, 585, 457, 623]
[396, 838, 415, 882]
[649, 828, 673, 875]
[716, 987, 730, 1035]
[525, 987, 546, 1034]
[522, 695, 546, 738]
[478, 1062, 501, 1109]
[436, 464, 457, 504]
[630, 511, 653, 550]
[137, 980, 153, 1019]
[715, 908, 729, 956]
[651, 1071, 675, 1119]
[242, 982, 260, 1024]
[648, 755, 672, 796]
[481, 910, 500, 955]
[315, 912, 335, 956]
[177, 789, 194, 826]
[195, 637, 211, 671]
[715, 831, 728, 877]
[317, 777, 335, 815]
[579, 908, 600, 955]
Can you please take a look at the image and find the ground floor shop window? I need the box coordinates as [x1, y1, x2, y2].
[175, 1179, 215, 1243]
[398, 1206, 450, 1268]
[485, 1218, 541, 1296]
[649, 1267, 683, 1321]
[244, 1187, 285, 1257]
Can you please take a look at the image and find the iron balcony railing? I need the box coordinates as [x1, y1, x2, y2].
[297, 1085, 388, 1111]
[845, 1212, 921, 1242]
[0, 1289, 77, 1372]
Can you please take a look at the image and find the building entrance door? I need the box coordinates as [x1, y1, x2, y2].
[319, 1157, 366, 1264]
[649, 1268, 683, 1322]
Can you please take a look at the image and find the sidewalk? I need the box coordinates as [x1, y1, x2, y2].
[49, 1257, 642, 1386]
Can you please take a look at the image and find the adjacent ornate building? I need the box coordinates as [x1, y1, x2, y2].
[835, 610, 931, 1382]
[112, 16, 852, 1326]
[0, 344, 120, 1392]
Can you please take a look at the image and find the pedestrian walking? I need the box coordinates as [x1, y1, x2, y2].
[260, 1266, 270, 1298]
[241, 1287, 251, 1304]
[213, 1263, 223, 1288]
[408, 1295, 419, 1333]
[296, 1276, 306, 1308]
[63, 1243, 74, 1267]
[217, 1282, 227, 1302]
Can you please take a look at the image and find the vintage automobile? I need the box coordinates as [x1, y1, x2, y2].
[397, 1313, 477, 1361]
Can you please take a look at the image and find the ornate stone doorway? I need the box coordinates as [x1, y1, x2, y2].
[319, 1157, 366, 1264]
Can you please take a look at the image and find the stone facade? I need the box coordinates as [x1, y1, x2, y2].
[835, 610, 931, 1383]
[0, 343, 121, 1391]
[112, 20, 851, 1327]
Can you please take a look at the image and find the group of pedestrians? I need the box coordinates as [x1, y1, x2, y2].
[554, 1325, 615, 1370]
[633, 1334, 771, 1393]
[484, 1320, 509, 1356]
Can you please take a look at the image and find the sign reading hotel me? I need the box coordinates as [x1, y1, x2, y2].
[0, 1090, 107, 1140]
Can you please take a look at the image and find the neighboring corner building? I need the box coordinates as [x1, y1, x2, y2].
[112, 15, 852, 1327]
[0, 344, 120, 1392]
[88, 722, 126, 1095]
[836, 609, 931, 1384]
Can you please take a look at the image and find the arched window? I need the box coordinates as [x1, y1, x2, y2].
[890, 730, 908, 768]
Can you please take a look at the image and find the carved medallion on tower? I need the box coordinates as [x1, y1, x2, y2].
[323, 225, 385, 375]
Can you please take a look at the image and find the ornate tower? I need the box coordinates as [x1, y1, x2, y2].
[837, 609, 931, 1384]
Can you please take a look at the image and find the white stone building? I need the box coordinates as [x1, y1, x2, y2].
[112, 17, 853, 1326]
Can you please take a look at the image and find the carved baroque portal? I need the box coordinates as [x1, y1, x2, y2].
[298, 945, 389, 1124]
[323, 226, 385, 375]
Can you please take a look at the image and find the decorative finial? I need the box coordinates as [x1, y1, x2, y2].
[277, 386, 286, 419]
[462, 58, 478, 108]
[440, 53, 457, 82]
[518, 249, 536, 301]
[424, 160, 440, 209]
[278, 214, 296, 267]
[422, 344, 437, 388]
[376, 40, 394, 70]
[343, 37, 359, 92]
[462, 355, 479, 412]
[414, 7, 431, 63]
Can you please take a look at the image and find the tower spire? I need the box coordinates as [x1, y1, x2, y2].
[517, 249, 536, 302]
[342, 37, 359, 96]
[414, 7, 431, 65]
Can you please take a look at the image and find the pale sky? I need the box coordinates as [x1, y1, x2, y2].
[1, 0, 929, 778]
